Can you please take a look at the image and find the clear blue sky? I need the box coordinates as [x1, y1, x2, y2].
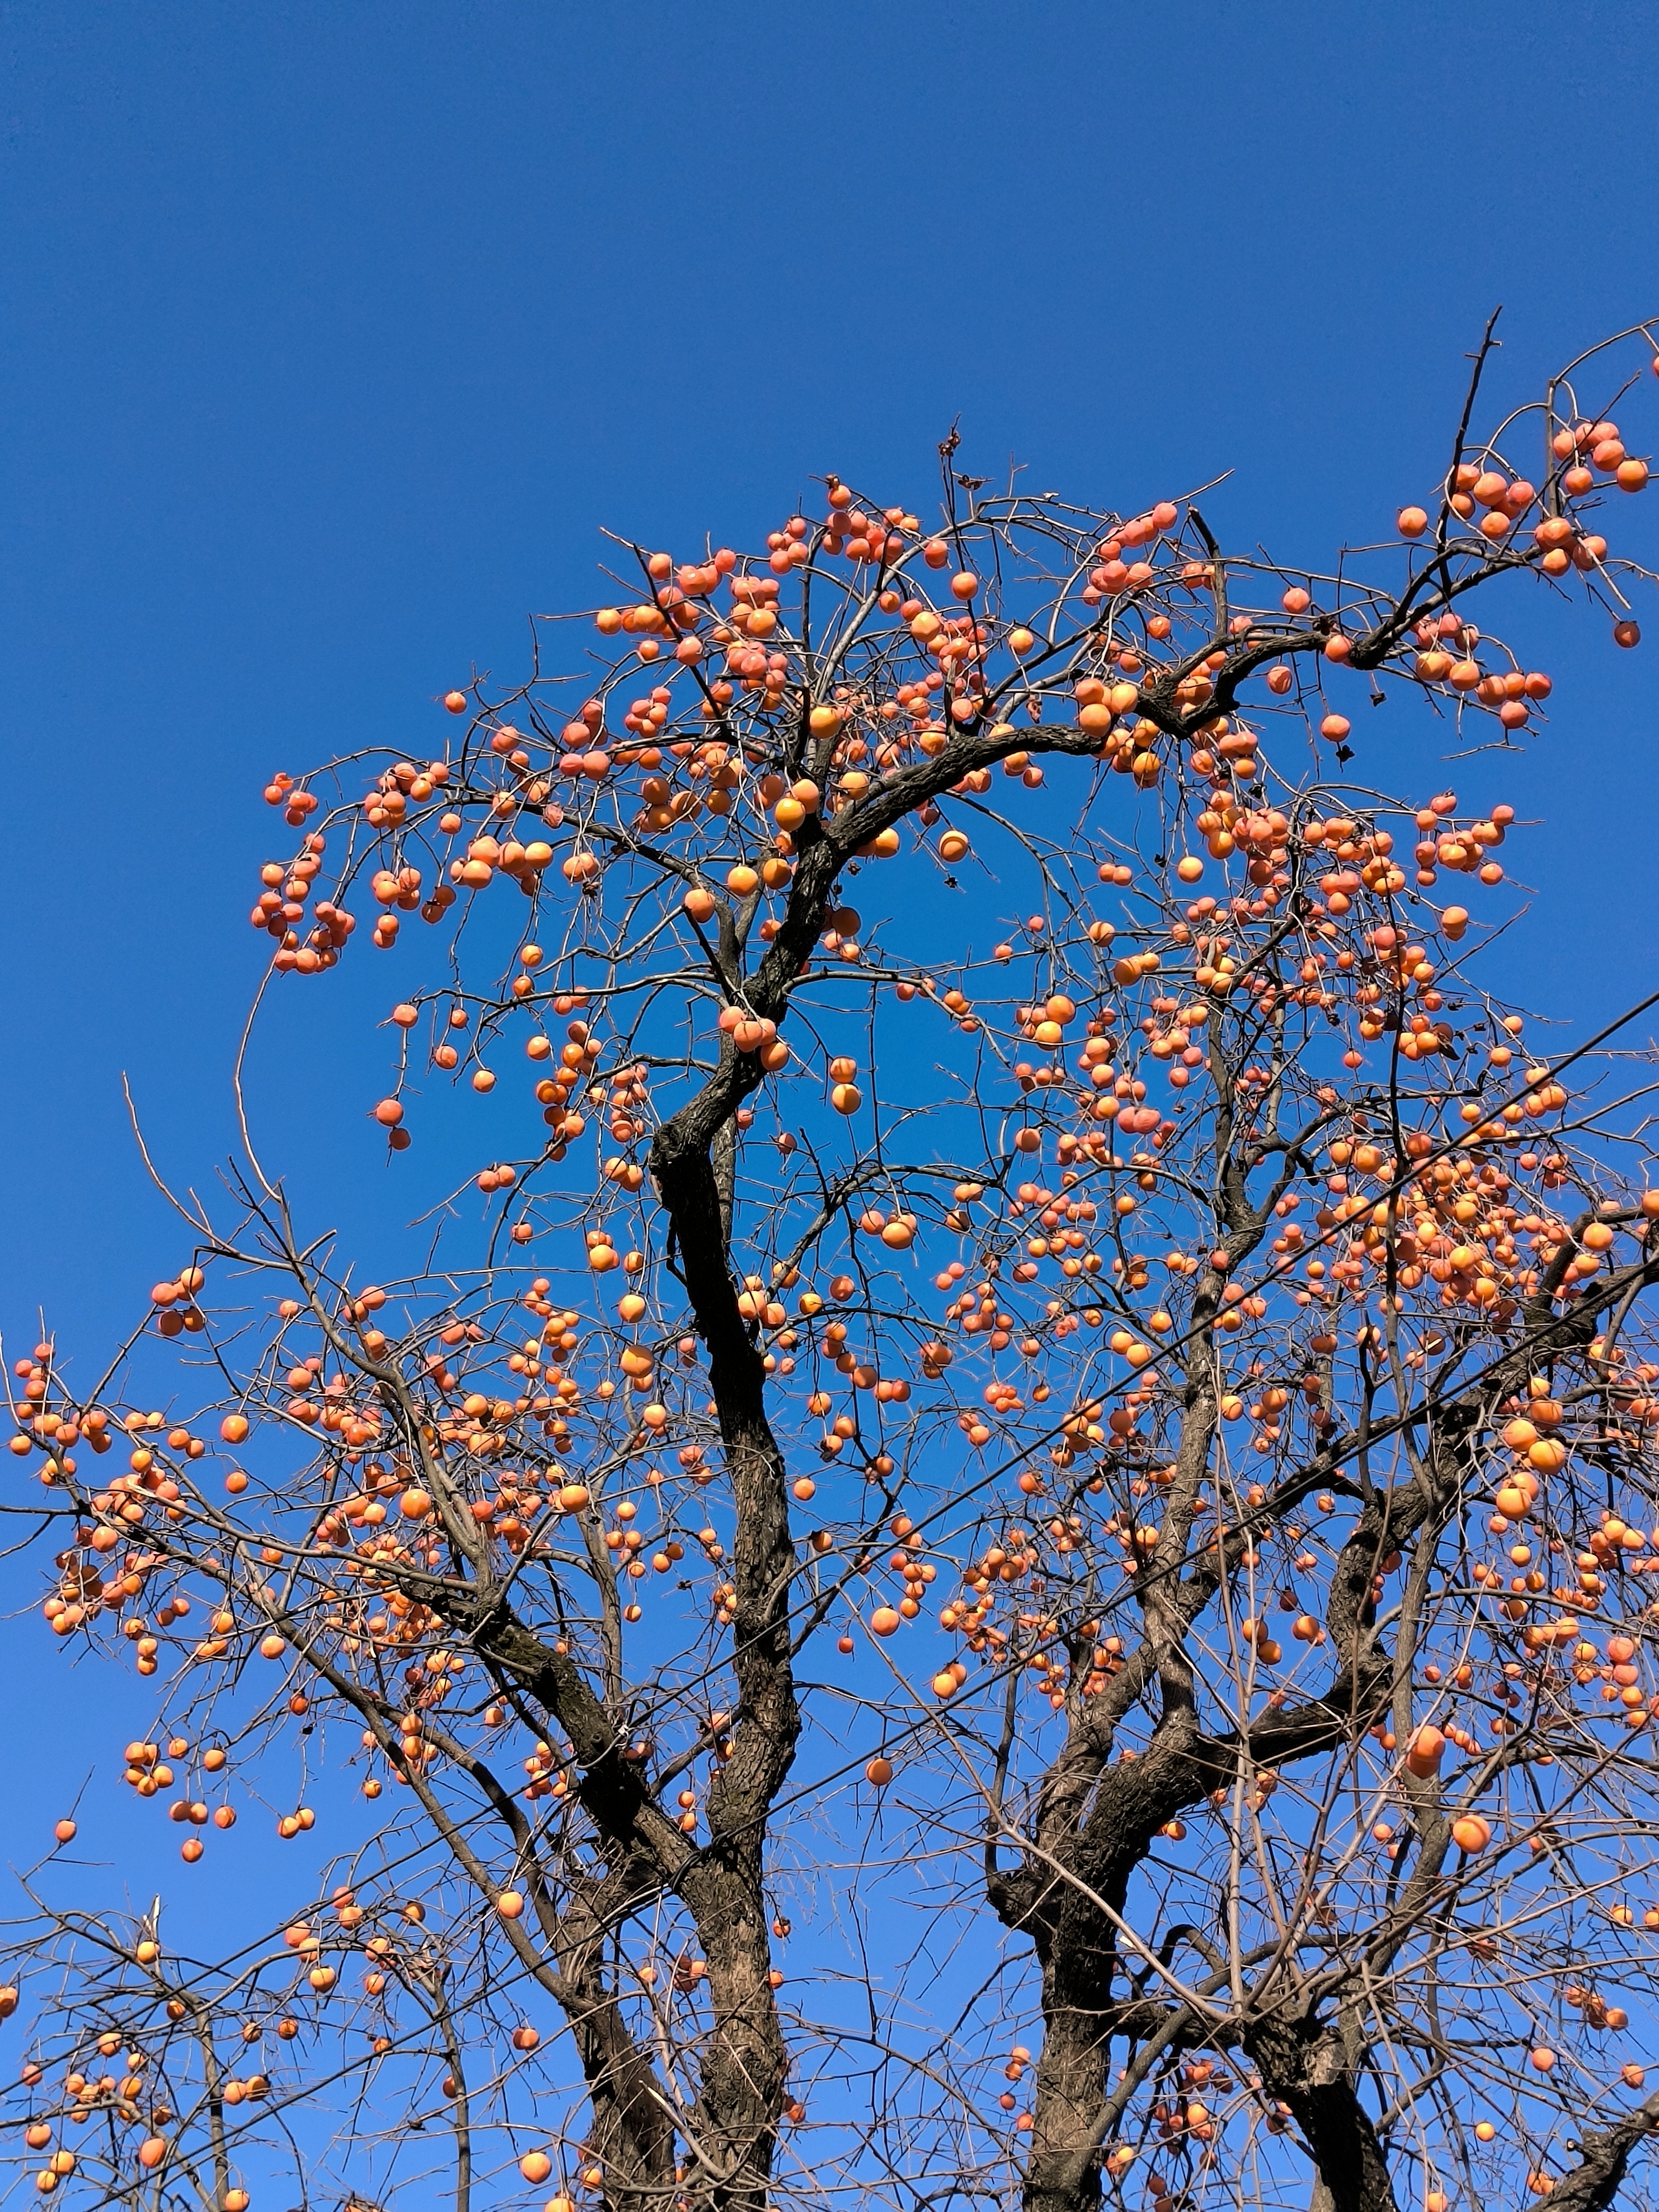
[3, 0, 1658, 1950]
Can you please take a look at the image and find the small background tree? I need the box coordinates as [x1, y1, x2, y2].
[9, 320, 1659, 2212]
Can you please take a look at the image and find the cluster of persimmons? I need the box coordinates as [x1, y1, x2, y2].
[9, 330, 1659, 2212]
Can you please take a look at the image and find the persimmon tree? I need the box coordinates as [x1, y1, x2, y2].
[14, 320, 1659, 2212]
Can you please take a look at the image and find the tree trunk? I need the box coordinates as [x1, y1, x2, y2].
[1022, 2002, 1112, 2212]
[1246, 2014, 1398, 2212]
[652, 1122, 800, 2212]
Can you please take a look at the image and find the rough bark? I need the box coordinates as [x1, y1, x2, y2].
[1545, 2094, 1659, 2212]
[650, 1131, 802, 2212]
[1245, 2012, 1398, 2212]
[537, 1861, 681, 2211]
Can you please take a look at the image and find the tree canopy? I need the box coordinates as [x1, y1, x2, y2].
[11, 319, 1659, 2212]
